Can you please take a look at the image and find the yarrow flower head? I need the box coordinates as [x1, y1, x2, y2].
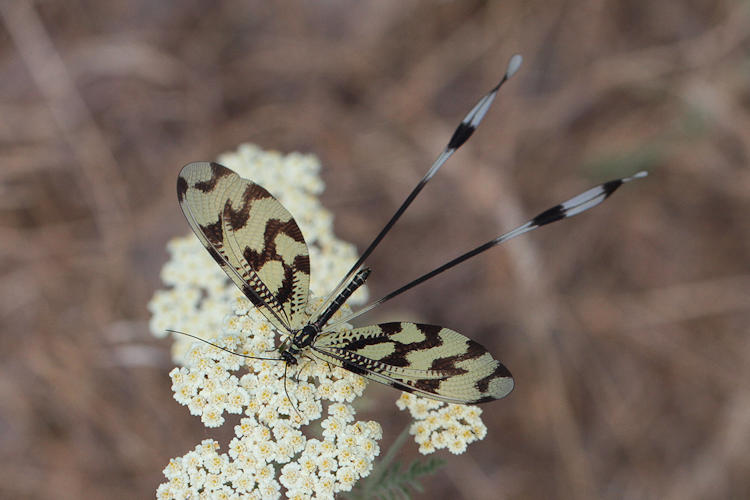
[149, 144, 490, 499]
[396, 393, 487, 455]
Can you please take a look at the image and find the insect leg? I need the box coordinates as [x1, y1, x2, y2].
[282, 362, 303, 421]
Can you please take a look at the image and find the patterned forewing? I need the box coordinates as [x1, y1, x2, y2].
[313, 322, 514, 404]
[177, 162, 311, 330]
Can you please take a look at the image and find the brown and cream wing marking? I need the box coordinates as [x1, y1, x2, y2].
[311, 322, 514, 404]
[177, 162, 311, 330]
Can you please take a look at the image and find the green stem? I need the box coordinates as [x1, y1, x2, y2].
[362, 423, 412, 496]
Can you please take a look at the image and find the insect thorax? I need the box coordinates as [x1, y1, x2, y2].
[283, 267, 371, 363]
[282, 324, 319, 365]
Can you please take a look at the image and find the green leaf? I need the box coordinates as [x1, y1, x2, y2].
[349, 456, 446, 500]
[344, 425, 447, 500]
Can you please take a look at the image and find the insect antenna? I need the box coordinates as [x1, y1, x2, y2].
[332, 171, 648, 325]
[165, 329, 285, 361]
[313, 54, 523, 319]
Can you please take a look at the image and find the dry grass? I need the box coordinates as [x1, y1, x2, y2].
[1, 1, 749, 498]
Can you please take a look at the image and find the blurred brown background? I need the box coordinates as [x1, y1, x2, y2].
[2, 1, 749, 499]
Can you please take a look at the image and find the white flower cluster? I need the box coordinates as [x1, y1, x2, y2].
[156, 302, 381, 499]
[150, 144, 490, 499]
[279, 409, 382, 497]
[396, 393, 487, 455]
[157, 404, 381, 500]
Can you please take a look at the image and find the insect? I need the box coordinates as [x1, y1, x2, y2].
[176, 55, 646, 404]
